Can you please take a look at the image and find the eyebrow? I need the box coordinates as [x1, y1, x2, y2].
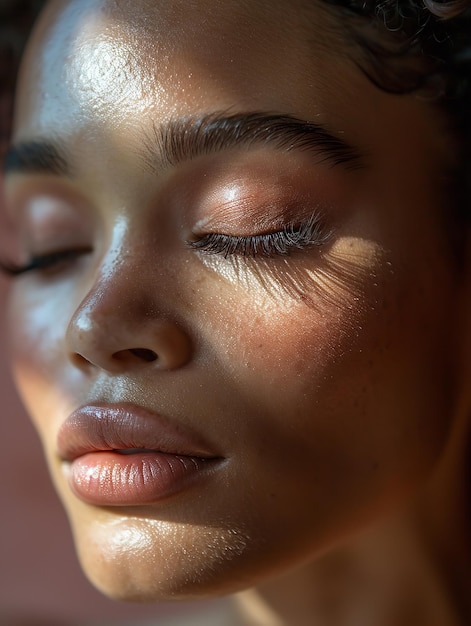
[3, 140, 69, 177]
[142, 112, 364, 172]
[3, 112, 364, 178]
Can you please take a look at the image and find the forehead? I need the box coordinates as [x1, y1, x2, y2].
[14, 0, 347, 138]
[13, 0, 450, 187]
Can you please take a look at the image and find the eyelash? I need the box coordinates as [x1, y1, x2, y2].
[187, 213, 331, 258]
[0, 213, 331, 277]
[0, 248, 92, 277]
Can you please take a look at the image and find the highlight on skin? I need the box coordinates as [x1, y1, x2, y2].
[0, 1, 470, 625]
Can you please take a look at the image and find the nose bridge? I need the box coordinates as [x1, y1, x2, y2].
[65, 228, 192, 372]
[73, 219, 146, 330]
[66, 250, 148, 357]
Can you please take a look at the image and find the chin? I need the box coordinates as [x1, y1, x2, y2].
[69, 511, 259, 603]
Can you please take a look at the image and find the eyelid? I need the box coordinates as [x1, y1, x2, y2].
[0, 191, 96, 278]
[188, 212, 332, 259]
[194, 186, 310, 237]
[4, 178, 97, 234]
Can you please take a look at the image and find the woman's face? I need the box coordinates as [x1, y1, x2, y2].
[4, 0, 464, 601]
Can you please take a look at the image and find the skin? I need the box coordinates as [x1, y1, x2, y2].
[3, 0, 471, 623]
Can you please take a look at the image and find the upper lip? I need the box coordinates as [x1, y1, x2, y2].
[57, 403, 219, 461]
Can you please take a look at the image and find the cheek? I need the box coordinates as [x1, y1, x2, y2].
[8, 281, 77, 437]
[202, 241, 455, 508]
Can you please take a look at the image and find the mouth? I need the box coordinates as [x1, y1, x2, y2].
[57, 403, 223, 506]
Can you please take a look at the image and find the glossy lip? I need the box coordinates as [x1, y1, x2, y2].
[57, 403, 223, 506]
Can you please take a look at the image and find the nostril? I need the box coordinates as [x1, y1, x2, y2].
[112, 348, 158, 362]
[70, 352, 92, 369]
[128, 348, 158, 362]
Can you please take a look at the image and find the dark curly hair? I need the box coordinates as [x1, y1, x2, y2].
[322, 0, 471, 96]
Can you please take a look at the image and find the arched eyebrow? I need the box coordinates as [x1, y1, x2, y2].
[142, 112, 365, 171]
[3, 112, 364, 177]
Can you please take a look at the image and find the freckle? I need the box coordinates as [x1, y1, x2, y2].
[258, 344, 263, 349]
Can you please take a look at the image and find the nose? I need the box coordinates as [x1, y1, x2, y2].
[65, 273, 192, 374]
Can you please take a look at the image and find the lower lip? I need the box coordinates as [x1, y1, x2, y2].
[65, 451, 217, 506]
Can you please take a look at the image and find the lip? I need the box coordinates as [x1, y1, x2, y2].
[57, 403, 223, 506]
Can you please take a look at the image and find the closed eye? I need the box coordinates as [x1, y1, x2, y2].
[0, 247, 93, 277]
[187, 213, 332, 258]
